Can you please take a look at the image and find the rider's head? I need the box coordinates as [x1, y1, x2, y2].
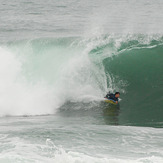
[115, 92, 120, 98]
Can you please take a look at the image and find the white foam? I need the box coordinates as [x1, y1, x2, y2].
[0, 47, 58, 116]
[0, 41, 110, 116]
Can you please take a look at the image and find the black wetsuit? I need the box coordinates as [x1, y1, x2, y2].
[105, 93, 118, 102]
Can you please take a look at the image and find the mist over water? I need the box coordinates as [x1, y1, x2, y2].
[0, 0, 163, 162]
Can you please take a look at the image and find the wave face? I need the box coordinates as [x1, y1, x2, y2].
[0, 34, 162, 126]
[102, 35, 163, 126]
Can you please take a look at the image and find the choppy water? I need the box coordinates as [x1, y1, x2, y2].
[0, 0, 163, 162]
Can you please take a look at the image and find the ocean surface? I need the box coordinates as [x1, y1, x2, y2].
[0, 0, 163, 162]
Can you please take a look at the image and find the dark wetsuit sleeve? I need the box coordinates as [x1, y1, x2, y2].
[107, 94, 118, 102]
[114, 97, 118, 102]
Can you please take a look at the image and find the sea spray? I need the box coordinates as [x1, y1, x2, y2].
[0, 47, 57, 116]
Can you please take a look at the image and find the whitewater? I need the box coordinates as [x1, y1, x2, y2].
[0, 0, 163, 162]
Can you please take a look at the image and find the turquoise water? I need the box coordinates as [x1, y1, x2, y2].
[0, 0, 163, 162]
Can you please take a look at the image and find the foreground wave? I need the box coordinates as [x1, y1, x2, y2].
[0, 115, 163, 163]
